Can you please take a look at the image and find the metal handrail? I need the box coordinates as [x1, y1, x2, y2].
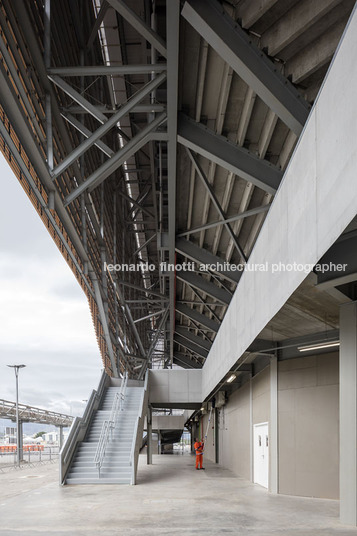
[93, 372, 128, 477]
[93, 420, 110, 477]
[60, 370, 110, 484]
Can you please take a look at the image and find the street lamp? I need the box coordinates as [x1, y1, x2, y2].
[7, 365, 26, 467]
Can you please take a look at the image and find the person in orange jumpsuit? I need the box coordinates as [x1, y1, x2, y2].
[194, 437, 205, 470]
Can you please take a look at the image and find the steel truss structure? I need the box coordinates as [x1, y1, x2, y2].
[0, 0, 353, 377]
[0, 399, 73, 427]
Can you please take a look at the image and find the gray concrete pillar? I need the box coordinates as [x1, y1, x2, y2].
[340, 301, 357, 525]
[59, 426, 64, 450]
[270, 356, 278, 494]
[214, 408, 219, 464]
[249, 376, 253, 482]
[147, 406, 152, 465]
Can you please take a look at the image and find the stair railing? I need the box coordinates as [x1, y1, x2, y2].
[60, 369, 110, 484]
[93, 372, 128, 477]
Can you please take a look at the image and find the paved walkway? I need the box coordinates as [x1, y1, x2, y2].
[0, 453, 357, 535]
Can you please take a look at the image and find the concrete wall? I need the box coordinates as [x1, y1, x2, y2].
[202, 7, 357, 399]
[152, 415, 185, 430]
[199, 356, 339, 500]
[149, 369, 202, 405]
[278, 352, 339, 499]
[202, 367, 270, 482]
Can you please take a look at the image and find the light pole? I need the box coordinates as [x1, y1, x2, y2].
[7, 365, 26, 467]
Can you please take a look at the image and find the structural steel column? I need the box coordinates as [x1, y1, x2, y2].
[340, 301, 357, 525]
[17, 421, 23, 462]
[270, 356, 278, 494]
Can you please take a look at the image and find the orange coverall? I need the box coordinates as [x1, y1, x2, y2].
[194, 441, 204, 469]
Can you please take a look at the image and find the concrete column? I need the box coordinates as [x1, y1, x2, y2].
[270, 356, 278, 494]
[147, 406, 152, 465]
[249, 376, 253, 482]
[340, 301, 357, 525]
[59, 426, 64, 450]
[214, 408, 219, 464]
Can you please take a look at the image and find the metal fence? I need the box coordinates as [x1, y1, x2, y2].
[0, 446, 59, 472]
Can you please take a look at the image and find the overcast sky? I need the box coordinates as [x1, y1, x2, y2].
[0, 154, 102, 417]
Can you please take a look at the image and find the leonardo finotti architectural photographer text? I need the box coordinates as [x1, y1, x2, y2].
[104, 261, 347, 275]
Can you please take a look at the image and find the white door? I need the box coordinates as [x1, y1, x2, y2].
[253, 422, 269, 489]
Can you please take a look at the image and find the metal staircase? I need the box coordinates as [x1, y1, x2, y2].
[65, 379, 144, 485]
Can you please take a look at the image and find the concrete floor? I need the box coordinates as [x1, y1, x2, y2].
[1, 454, 357, 535]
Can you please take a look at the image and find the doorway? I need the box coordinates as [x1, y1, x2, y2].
[253, 422, 269, 488]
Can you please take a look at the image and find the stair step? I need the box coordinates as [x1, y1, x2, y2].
[66, 477, 131, 485]
[69, 468, 131, 476]
[65, 384, 144, 486]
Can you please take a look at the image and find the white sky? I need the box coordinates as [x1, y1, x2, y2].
[0, 154, 102, 417]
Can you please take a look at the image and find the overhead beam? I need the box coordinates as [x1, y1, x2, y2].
[117, 189, 154, 219]
[315, 232, 357, 289]
[175, 238, 240, 284]
[173, 354, 202, 369]
[175, 334, 208, 359]
[61, 113, 114, 158]
[177, 271, 231, 305]
[185, 147, 247, 262]
[182, 0, 310, 135]
[86, 0, 109, 49]
[48, 74, 107, 123]
[236, 0, 279, 29]
[284, 20, 345, 84]
[176, 302, 220, 333]
[177, 205, 270, 237]
[175, 326, 211, 351]
[62, 104, 165, 114]
[64, 112, 166, 205]
[106, 0, 167, 58]
[117, 280, 168, 300]
[179, 115, 282, 195]
[48, 65, 167, 76]
[52, 73, 166, 178]
[260, 0, 343, 57]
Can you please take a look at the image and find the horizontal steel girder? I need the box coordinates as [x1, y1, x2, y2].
[61, 104, 165, 114]
[175, 238, 240, 284]
[48, 64, 167, 76]
[178, 114, 282, 195]
[175, 325, 212, 351]
[64, 112, 167, 205]
[176, 302, 220, 333]
[176, 271, 231, 305]
[182, 0, 310, 135]
[174, 334, 208, 359]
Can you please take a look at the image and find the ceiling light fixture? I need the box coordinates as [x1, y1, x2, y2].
[226, 374, 236, 383]
[297, 341, 340, 352]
